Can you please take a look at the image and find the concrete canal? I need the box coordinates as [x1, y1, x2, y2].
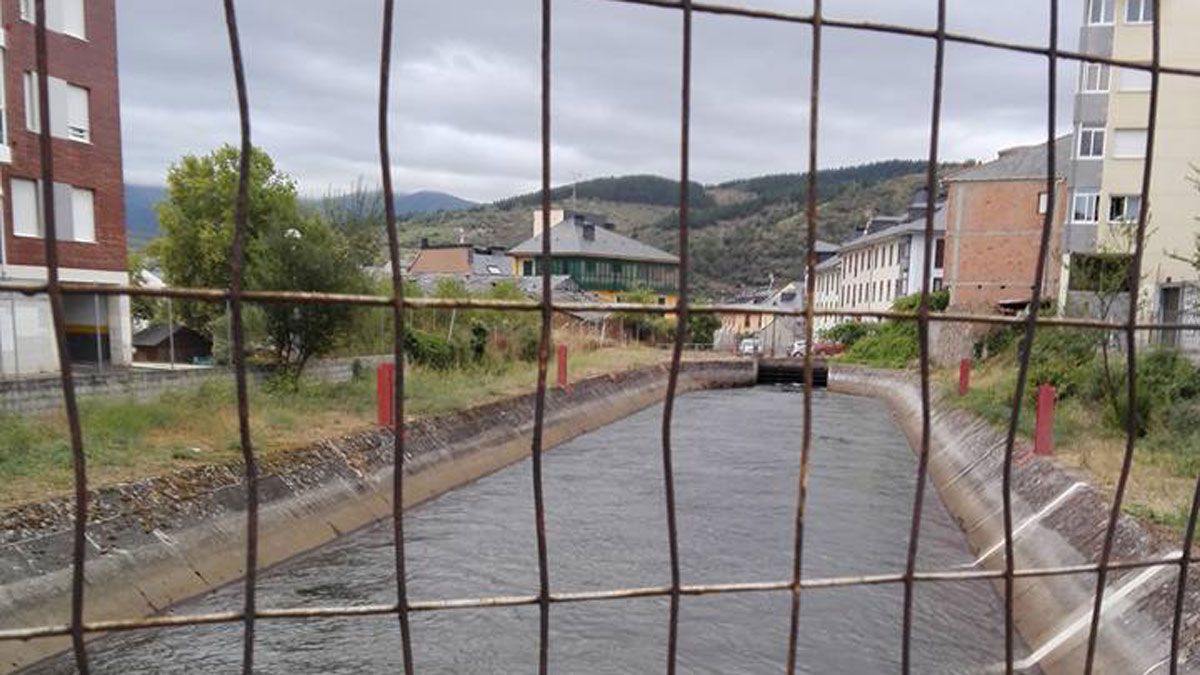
[36, 386, 1028, 673]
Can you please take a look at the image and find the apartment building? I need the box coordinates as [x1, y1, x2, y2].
[943, 135, 1073, 313]
[837, 188, 946, 319]
[1063, 0, 1200, 349]
[0, 0, 129, 375]
[812, 253, 841, 334]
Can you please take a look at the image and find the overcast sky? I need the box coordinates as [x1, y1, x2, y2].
[117, 0, 1086, 202]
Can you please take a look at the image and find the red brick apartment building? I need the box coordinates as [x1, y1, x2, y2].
[942, 134, 1073, 314]
[0, 0, 129, 374]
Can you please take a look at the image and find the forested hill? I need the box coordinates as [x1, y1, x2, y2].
[396, 159, 952, 297]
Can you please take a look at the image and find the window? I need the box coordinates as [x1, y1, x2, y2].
[1118, 68, 1151, 91]
[933, 278, 943, 292]
[933, 238, 945, 269]
[9, 178, 95, 241]
[1072, 191, 1100, 223]
[1109, 195, 1142, 222]
[19, 0, 86, 39]
[69, 187, 94, 242]
[1111, 128, 1147, 158]
[24, 73, 90, 142]
[1078, 127, 1105, 158]
[1126, 0, 1153, 23]
[522, 260, 533, 276]
[1037, 192, 1049, 214]
[1087, 0, 1114, 24]
[12, 178, 41, 237]
[1080, 63, 1110, 92]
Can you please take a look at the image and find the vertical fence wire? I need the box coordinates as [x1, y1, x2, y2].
[659, 2, 693, 672]
[376, 1, 416, 671]
[996, 2, 1061, 672]
[219, 1, 260, 672]
[532, 0, 554, 671]
[32, 1, 90, 672]
[785, 1, 821, 672]
[1174, 474, 1200, 673]
[899, 1, 946, 671]
[1083, 0, 1161, 670]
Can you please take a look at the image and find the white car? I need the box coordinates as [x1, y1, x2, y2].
[789, 340, 807, 357]
[738, 338, 761, 356]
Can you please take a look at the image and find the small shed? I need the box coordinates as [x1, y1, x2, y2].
[132, 324, 213, 364]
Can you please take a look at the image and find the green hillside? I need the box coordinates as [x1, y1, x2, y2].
[398, 160, 951, 297]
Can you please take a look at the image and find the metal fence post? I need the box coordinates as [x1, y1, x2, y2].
[556, 344, 568, 390]
[1035, 383, 1055, 456]
[377, 362, 395, 427]
[958, 358, 970, 396]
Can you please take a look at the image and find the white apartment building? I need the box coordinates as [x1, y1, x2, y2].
[1062, 0, 1200, 351]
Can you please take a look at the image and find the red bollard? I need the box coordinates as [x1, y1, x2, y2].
[556, 344, 568, 390]
[958, 358, 971, 396]
[377, 362, 395, 427]
[1034, 383, 1056, 456]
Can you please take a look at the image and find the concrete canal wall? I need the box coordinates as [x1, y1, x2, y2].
[830, 365, 1198, 675]
[0, 359, 754, 672]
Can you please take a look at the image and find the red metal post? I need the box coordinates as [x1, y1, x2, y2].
[958, 358, 971, 396]
[556, 344, 568, 390]
[377, 362, 395, 427]
[1034, 383, 1056, 456]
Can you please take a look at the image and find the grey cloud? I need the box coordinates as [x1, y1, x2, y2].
[118, 0, 1088, 201]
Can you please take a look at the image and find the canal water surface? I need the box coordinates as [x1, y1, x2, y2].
[42, 387, 1030, 673]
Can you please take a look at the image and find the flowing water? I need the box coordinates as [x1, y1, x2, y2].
[38, 387, 1030, 673]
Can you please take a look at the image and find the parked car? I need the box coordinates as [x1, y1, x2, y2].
[789, 340, 807, 357]
[738, 338, 761, 356]
[813, 341, 846, 357]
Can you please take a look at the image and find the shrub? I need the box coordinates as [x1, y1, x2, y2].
[891, 289, 950, 313]
[403, 328, 461, 370]
[841, 321, 918, 368]
[820, 321, 875, 348]
[1025, 328, 1100, 400]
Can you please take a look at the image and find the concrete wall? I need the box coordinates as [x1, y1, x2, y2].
[0, 354, 391, 414]
[829, 365, 1198, 674]
[0, 359, 754, 672]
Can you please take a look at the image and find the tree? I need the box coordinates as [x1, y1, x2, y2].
[320, 179, 386, 268]
[249, 214, 368, 373]
[149, 144, 300, 333]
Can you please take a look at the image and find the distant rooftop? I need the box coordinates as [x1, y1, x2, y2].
[945, 134, 1074, 183]
[510, 213, 679, 264]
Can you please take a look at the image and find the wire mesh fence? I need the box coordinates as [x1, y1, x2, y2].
[0, 0, 1197, 674]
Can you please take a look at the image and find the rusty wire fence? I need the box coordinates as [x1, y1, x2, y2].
[1, 0, 1199, 673]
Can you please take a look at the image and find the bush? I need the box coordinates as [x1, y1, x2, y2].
[403, 328, 461, 370]
[820, 321, 875, 348]
[891, 289, 949, 312]
[1102, 348, 1200, 436]
[841, 321, 918, 368]
[1025, 328, 1100, 400]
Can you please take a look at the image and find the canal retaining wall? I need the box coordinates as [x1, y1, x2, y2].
[829, 364, 1198, 675]
[0, 359, 754, 673]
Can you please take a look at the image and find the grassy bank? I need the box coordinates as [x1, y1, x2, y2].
[0, 346, 673, 508]
[944, 328, 1200, 532]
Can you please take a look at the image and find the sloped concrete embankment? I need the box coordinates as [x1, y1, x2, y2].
[0, 359, 754, 673]
[830, 365, 1199, 675]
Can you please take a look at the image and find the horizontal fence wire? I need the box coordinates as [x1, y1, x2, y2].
[4, 0, 1196, 673]
[2, 554, 1195, 641]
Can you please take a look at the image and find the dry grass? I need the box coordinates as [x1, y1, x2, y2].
[0, 345, 676, 509]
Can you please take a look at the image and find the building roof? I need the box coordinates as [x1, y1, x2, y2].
[840, 203, 946, 252]
[407, 244, 512, 276]
[132, 324, 208, 348]
[814, 239, 838, 253]
[510, 215, 679, 264]
[945, 134, 1074, 183]
[815, 253, 841, 273]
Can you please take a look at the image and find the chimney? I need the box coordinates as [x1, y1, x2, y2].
[532, 208, 566, 237]
[582, 223, 596, 241]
